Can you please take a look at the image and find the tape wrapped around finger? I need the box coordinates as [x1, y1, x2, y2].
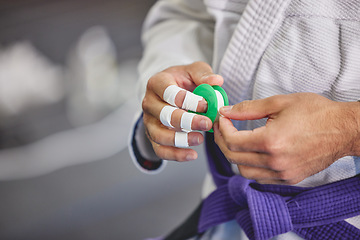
[160, 105, 176, 128]
[163, 85, 182, 107]
[180, 112, 196, 132]
[174, 132, 189, 148]
[181, 91, 204, 112]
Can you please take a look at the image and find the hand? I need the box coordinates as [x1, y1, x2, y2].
[142, 61, 223, 161]
[214, 93, 360, 185]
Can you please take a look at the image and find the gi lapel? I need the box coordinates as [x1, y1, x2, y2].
[220, 0, 292, 106]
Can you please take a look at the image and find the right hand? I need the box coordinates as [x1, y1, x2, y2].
[142, 61, 223, 161]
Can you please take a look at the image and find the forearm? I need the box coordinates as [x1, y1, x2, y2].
[342, 100, 360, 156]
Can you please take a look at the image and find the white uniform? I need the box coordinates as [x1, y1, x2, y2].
[132, 0, 360, 239]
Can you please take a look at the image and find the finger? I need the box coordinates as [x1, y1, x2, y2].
[184, 61, 224, 87]
[151, 141, 198, 162]
[145, 114, 205, 147]
[159, 106, 211, 131]
[238, 165, 306, 185]
[148, 71, 208, 112]
[163, 84, 207, 112]
[219, 95, 290, 121]
[256, 176, 305, 185]
[218, 116, 267, 152]
[160, 106, 211, 131]
[238, 165, 280, 181]
[214, 124, 271, 168]
[143, 96, 211, 131]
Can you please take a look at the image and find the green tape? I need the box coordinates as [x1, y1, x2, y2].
[191, 84, 229, 132]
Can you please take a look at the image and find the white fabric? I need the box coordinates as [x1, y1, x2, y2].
[132, 0, 360, 238]
[174, 132, 189, 148]
[159, 105, 176, 128]
[180, 112, 196, 132]
[163, 85, 182, 107]
[181, 91, 204, 112]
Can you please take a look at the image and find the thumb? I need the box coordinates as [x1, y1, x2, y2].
[185, 61, 224, 87]
[219, 96, 286, 120]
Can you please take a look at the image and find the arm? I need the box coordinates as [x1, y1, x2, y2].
[214, 93, 360, 185]
[130, 0, 218, 172]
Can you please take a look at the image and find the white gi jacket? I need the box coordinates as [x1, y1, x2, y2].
[131, 0, 360, 239]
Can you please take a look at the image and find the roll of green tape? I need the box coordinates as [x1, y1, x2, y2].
[191, 84, 229, 132]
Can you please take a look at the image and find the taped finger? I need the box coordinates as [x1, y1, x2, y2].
[163, 85, 182, 107]
[180, 112, 196, 132]
[160, 105, 176, 128]
[181, 91, 204, 112]
[175, 132, 189, 148]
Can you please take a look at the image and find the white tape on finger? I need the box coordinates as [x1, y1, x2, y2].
[175, 132, 189, 148]
[163, 85, 182, 107]
[182, 91, 204, 112]
[180, 112, 196, 132]
[160, 105, 176, 128]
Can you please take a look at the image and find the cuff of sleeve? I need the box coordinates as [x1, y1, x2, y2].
[128, 112, 167, 174]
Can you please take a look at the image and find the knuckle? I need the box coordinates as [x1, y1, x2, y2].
[155, 146, 173, 161]
[266, 157, 287, 171]
[277, 171, 292, 181]
[151, 134, 160, 144]
[268, 95, 283, 108]
[237, 165, 245, 175]
[238, 167, 253, 180]
[174, 150, 186, 162]
[142, 97, 150, 112]
[263, 135, 284, 155]
[147, 128, 161, 145]
[147, 75, 157, 89]
[152, 144, 164, 159]
[269, 94, 291, 109]
[147, 130, 156, 143]
[224, 136, 237, 151]
[142, 113, 150, 125]
[262, 136, 274, 153]
[269, 95, 286, 108]
[226, 152, 237, 164]
[227, 143, 237, 152]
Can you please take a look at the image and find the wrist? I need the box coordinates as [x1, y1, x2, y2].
[342, 100, 360, 156]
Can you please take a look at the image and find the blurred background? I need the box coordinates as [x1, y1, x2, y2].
[0, 1, 207, 239]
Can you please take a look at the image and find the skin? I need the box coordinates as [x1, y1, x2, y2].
[143, 61, 360, 185]
[142, 61, 223, 162]
[214, 93, 360, 185]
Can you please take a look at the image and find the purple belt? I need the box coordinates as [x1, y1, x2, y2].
[199, 133, 360, 240]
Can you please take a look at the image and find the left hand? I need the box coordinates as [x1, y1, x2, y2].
[214, 93, 360, 185]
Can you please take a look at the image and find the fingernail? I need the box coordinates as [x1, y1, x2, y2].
[201, 73, 216, 80]
[199, 119, 209, 131]
[198, 99, 208, 112]
[220, 106, 232, 113]
[186, 153, 197, 161]
[190, 135, 201, 145]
